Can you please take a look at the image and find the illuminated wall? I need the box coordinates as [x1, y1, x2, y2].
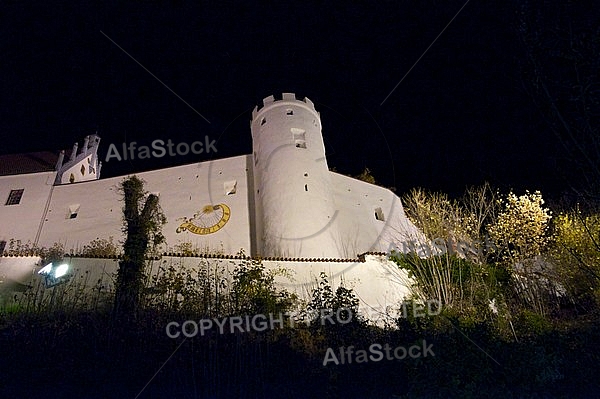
[0, 172, 56, 246]
[38, 155, 253, 255]
[0, 94, 422, 261]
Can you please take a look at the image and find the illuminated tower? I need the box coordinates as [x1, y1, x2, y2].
[251, 93, 341, 258]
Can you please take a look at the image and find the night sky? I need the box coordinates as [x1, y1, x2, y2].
[1, 1, 594, 198]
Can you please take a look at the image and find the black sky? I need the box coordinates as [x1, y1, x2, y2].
[1, 1, 593, 198]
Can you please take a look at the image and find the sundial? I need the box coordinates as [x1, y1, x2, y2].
[176, 204, 231, 235]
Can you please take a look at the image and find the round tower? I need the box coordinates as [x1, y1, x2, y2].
[251, 93, 341, 258]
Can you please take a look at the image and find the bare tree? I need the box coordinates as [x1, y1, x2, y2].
[113, 176, 165, 320]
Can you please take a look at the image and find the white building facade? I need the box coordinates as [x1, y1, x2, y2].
[0, 94, 423, 318]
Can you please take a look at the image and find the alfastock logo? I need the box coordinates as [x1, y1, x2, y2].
[104, 136, 217, 162]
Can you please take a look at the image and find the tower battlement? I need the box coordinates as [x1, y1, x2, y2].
[251, 93, 317, 121]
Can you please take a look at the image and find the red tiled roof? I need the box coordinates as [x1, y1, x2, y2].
[0, 151, 61, 176]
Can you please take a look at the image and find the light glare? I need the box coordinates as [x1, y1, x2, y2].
[54, 264, 69, 278]
[38, 263, 53, 275]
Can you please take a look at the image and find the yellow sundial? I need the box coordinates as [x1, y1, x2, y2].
[176, 204, 231, 235]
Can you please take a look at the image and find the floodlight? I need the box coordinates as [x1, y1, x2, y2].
[54, 264, 69, 278]
[38, 262, 72, 288]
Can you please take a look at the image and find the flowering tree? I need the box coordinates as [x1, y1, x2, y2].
[488, 190, 557, 316]
[488, 191, 552, 262]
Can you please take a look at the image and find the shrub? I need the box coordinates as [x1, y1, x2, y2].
[551, 210, 600, 308]
[80, 237, 119, 257]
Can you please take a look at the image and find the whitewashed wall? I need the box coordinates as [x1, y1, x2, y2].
[329, 172, 424, 257]
[0, 172, 56, 245]
[38, 155, 253, 255]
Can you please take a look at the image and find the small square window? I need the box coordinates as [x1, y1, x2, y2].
[295, 140, 307, 149]
[5, 189, 24, 205]
[67, 204, 80, 219]
[374, 207, 385, 221]
[224, 180, 237, 195]
[286, 109, 294, 115]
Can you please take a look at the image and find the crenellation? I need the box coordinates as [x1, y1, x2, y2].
[252, 93, 317, 119]
[262, 94, 275, 106]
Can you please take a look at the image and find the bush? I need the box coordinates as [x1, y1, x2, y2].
[551, 210, 600, 308]
[80, 237, 119, 257]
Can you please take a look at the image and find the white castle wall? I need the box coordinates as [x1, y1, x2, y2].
[0, 172, 56, 245]
[3, 154, 422, 260]
[267, 255, 413, 323]
[251, 94, 341, 258]
[38, 155, 253, 255]
[329, 172, 425, 256]
[1, 94, 423, 261]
